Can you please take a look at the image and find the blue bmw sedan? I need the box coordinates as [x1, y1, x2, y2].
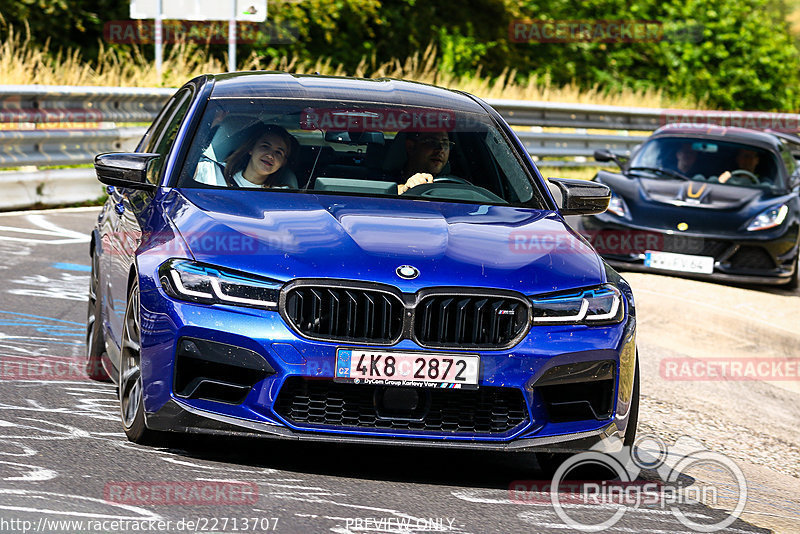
[86, 73, 638, 460]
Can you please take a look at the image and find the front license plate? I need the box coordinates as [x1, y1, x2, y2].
[645, 250, 714, 274]
[335, 348, 479, 389]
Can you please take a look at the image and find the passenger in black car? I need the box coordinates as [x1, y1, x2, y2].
[675, 143, 698, 175]
[718, 148, 760, 184]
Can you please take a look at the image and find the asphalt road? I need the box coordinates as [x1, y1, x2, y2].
[0, 207, 796, 533]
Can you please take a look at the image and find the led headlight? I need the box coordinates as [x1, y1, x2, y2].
[159, 259, 281, 310]
[747, 204, 788, 231]
[606, 192, 628, 218]
[531, 284, 624, 325]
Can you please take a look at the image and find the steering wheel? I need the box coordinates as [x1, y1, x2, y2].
[433, 175, 470, 184]
[729, 169, 759, 184]
[403, 180, 506, 203]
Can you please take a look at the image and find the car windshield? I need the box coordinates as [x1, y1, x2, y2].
[175, 99, 545, 208]
[628, 137, 781, 188]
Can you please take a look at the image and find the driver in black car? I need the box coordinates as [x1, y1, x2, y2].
[397, 131, 455, 194]
[718, 148, 760, 184]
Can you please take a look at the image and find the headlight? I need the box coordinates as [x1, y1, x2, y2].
[747, 204, 788, 231]
[159, 259, 281, 310]
[531, 284, 624, 325]
[606, 192, 628, 218]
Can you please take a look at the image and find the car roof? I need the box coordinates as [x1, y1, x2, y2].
[652, 123, 784, 152]
[205, 72, 485, 113]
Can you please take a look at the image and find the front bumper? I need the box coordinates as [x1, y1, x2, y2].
[579, 215, 798, 284]
[147, 397, 622, 453]
[137, 278, 637, 451]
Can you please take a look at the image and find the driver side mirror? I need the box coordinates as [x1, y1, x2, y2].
[547, 177, 611, 215]
[594, 148, 628, 169]
[790, 170, 800, 190]
[94, 152, 160, 192]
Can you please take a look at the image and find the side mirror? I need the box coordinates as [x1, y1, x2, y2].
[548, 177, 611, 215]
[790, 170, 800, 190]
[593, 148, 628, 169]
[593, 149, 614, 162]
[94, 153, 160, 191]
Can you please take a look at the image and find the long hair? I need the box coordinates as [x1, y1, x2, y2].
[223, 124, 297, 185]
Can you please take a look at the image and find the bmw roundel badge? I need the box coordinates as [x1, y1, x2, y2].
[396, 265, 420, 279]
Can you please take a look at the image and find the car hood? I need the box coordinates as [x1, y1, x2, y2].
[162, 189, 605, 294]
[596, 170, 786, 232]
[639, 178, 764, 210]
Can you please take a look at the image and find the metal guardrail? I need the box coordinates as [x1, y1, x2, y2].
[0, 85, 173, 125]
[0, 87, 656, 170]
[0, 127, 146, 167]
[485, 98, 666, 131]
[0, 85, 798, 210]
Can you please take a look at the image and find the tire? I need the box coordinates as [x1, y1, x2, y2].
[118, 282, 164, 445]
[623, 356, 640, 447]
[85, 249, 111, 381]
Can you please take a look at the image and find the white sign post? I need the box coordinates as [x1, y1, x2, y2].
[130, 0, 268, 74]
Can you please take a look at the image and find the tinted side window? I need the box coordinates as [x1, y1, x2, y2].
[144, 88, 193, 185]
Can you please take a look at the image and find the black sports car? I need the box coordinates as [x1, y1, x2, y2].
[578, 124, 800, 288]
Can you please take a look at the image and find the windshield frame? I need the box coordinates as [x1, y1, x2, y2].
[627, 135, 786, 190]
[169, 96, 549, 209]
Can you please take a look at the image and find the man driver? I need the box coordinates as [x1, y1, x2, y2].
[397, 131, 454, 194]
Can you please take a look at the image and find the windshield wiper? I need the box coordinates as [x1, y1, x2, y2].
[628, 166, 690, 181]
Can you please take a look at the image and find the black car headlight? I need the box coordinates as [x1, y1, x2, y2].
[530, 284, 624, 325]
[746, 204, 788, 231]
[606, 192, 629, 218]
[159, 259, 281, 310]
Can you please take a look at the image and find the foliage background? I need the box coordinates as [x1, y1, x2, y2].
[1, 0, 800, 110]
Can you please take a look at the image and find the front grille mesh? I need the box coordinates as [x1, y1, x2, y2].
[283, 285, 530, 348]
[274, 377, 529, 434]
[728, 246, 776, 270]
[415, 295, 528, 347]
[284, 287, 403, 344]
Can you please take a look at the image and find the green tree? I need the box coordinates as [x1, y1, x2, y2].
[0, 0, 128, 60]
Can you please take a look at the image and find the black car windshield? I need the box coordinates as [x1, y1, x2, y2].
[176, 99, 545, 208]
[629, 137, 782, 188]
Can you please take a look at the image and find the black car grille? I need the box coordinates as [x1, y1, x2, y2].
[282, 284, 531, 349]
[284, 286, 404, 344]
[658, 236, 731, 260]
[414, 295, 529, 348]
[728, 246, 776, 270]
[274, 377, 529, 435]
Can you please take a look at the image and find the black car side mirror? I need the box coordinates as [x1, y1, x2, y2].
[548, 177, 611, 215]
[94, 152, 161, 192]
[593, 148, 628, 169]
